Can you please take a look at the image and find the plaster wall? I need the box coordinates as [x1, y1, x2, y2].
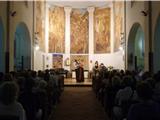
[125, 1, 149, 71]
[151, 1, 160, 73]
[9, 1, 34, 71]
[0, 2, 7, 72]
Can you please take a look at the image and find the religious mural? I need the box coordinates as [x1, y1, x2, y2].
[49, 7, 65, 53]
[70, 55, 88, 70]
[94, 8, 110, 53]
[71, 9, 89, 54]
[114, 1, 124, 52]
[52, 54, 63, 68]
[35, 1, 45, 52]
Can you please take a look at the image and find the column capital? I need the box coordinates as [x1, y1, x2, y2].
[87, 7, 95, 13]
[64, 7, 72, 14]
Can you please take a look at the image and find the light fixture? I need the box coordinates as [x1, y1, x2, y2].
[10, 11, 17, 17]
[34, 32, 40, 51]
[119, 32, 125, 51]
[141, 10, 148, 16]
[35, 45, 39, 51]
[119, 46, 123, 51]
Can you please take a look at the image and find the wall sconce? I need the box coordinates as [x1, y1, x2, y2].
[141, 10, 148, 16]
[34, 32, 39, 51]
[119, 32, 125, 56]
[65, 57, 70, 66]
[119, 32, 125, 51]
[10, 11, 17, 17]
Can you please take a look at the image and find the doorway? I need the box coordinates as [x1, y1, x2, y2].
[127, 23, 145, 71]
[14, 22, 31, 71]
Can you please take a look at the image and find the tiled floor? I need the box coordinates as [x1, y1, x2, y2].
[64, 78, 92, 85]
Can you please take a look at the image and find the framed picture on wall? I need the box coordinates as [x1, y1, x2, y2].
[52, 54, 63, 69]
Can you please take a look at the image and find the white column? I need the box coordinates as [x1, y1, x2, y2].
[88, 7, 95, 54]
[111, 3, 114, 53]
[87, 7, 95, 71]
[64, 7, 72, 54]
[64, 7, 72, 71]
[44, 4, 50, 70]
[45, 4, 49, 53]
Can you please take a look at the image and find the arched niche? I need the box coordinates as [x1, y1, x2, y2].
[14, 22, 31, 71]
[127, 23, 145, 71]
[154, 15, 160, 73]
[0, 17, 5, 73]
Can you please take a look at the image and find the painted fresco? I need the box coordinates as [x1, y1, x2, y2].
[35, 1, 45, 52]
[52, 54, 63, 68]
[94, 8, 110, 53]
[49, 7, 65, 53]
[71, 9, 89, 53]
[114, 1, 124, 51]
[70, 55, 88, 70]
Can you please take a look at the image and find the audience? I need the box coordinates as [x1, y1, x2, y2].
[0, 81, 26, 120]
[92, 62, 160, 120]
[0, 68, 64, 120]
[1, 65, 160, 120]
[127, 81, 160, 120]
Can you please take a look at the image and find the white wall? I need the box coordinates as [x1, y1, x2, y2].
[46, 52, 124, 71]
[0, 2, 7, 72]
[91, 51, 124, 70]
[152, 1, 160, 73]
[34, 50, 44, 71]
[9, 1, 34, 71]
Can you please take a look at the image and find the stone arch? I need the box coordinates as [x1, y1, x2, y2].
[127, 23, 145, 71]
[14, 22, 31, 71]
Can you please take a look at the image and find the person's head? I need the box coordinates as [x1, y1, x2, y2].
[141, 71, 152, 81]
[4, 73, 13, 81]
[95, 61, 98, 67]
[0, 82, 19, 105]
[100, 63, 104, 66]
[0, 72, 4, 81]
[136, 81, 153, 101]
[121, 75, 133, 87]
[31, 71, 37, 78]
[24, 77, 35, 92]
[154, 71, 160, 83]
[112, 76, 121, 87]
[38, 80, 47, 89]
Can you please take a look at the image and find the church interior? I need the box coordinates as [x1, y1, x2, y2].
[0, 0, 160, 120]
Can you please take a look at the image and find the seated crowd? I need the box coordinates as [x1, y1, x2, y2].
[92, 62, 160, 120]
[0, 69, 64, 120]
[1, 64, 160, 120]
